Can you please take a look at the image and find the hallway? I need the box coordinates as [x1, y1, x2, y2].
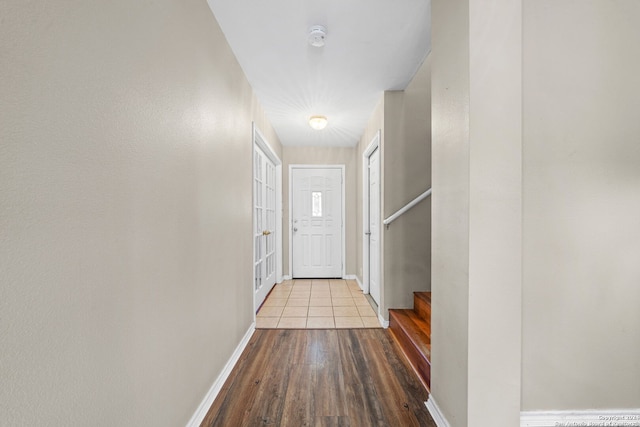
[257, 279, 381, 329]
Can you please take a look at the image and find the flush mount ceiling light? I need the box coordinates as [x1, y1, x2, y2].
[309, 115, 328, 130]
[308, 25, 327, 47]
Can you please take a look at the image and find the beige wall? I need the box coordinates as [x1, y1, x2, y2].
[0, 1, 281, 425]
[354, 57, 431, 320]
[432, 0, 640, 423]
[431, 0, 522, 425]
[430, 0, 471, 423]
[383, 56, 432, 314]
[282, 146, 357, 277]
[522, 0, 640, 410]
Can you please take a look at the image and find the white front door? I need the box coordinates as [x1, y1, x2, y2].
[367, 147, 381, 305]
[291, 167, 343, 278]
[254, 145, 277, 308]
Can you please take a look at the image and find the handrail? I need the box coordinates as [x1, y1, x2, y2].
[383, 188, 432, 227]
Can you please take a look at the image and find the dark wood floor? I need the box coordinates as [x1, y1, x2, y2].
[201, 328, 436, 427]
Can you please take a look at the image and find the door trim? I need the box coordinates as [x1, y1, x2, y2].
[252, 123, 282, 315]
[288, 164, 346, 279]
[362, 131, 381, 296]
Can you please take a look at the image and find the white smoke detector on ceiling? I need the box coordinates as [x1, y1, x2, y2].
[308, 25, 327, 47]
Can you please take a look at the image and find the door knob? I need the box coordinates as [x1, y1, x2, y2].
[293, 227, 298, 232]
[262, 230, 271, 236]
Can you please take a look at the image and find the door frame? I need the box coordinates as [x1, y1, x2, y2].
[362, 131, 381, 297]
[252, 123, 282, 314]
[289, 164, 346, 279]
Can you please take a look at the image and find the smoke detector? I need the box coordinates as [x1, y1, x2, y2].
[308, 25, 327, 47]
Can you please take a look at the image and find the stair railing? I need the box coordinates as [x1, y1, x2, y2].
[383, 188, 432, 229]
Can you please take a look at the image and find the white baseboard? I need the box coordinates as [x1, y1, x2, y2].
[354, 275, 363, 290]
[186, 323, 256, 427]
[282, 275, 292, 281]
[426, 396, 450, 427]
[344, 274, 357, 281]
[521, 409, 640, 426]
[378, 313, 389, 328]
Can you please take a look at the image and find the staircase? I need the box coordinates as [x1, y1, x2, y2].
[388, 292, 431, 391]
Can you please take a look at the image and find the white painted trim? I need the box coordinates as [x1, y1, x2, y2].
[425, 396, 450, 427]
[362, 131, 381, 299]
[383, 188, 431, 226]
[252, 123, 282, 314]
[289, 165, 346, 279]
[276, 166, 283, 283]
[186, 323, 256, 427]
[378, 313, 389, 328]
[337, 275, 366, 290]
[520, 409, 640, 427]
[282, 275, 292, 281]
[356, 275, 364, 290]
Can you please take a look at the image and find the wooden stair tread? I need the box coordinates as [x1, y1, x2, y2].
[388, 309, 431, 360]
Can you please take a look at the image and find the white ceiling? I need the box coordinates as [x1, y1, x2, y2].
[207, 0, 431, 147]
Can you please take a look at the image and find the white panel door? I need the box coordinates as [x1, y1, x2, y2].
[254, 146, 277, 308]
[368, 148, 381, 304]
[292, 168, 343, 278]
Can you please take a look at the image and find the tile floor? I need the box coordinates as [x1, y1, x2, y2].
[256, 279, 381, 329]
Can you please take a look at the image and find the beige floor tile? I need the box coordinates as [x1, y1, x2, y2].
[311, 291, 331, 298]
[293, 279, 312, 286]
[331, 292, 352, 299]
[357, 305, 377, 317]
[276, 284, 293, 291]
[306, 317, 335, 328]
[277, 317, 307, 329]
[333, 306, 360, 317]
[257, 306, 284, 317]
[270, 290, 292, 299]
[349, 289, 363, 296]
[309, 298, 333, 307]
[346, 280, 360, 289]
[289, 293, 311, 300]
[335, 317, 364, 328]
[330, 279, 347, 286]
[312, 279, 330, 286]
[286, 298, 310, 307]
[263, 297, 288, 307]
[282, 306, 309, 317]
[308, 306, 333, 317]
[362, 317, 382, 328]
[354, 296, 371, 306]
[256, 317, 280, 328]
[332, 297, 355, 307]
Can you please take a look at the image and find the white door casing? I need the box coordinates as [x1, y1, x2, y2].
[363, 131, 381, 306]
[368, 147, 381, 305]
[290, 166, 344, 278]
[253, 124, 281, 311]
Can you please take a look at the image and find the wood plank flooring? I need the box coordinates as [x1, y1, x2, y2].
[201, 329, 436, 427]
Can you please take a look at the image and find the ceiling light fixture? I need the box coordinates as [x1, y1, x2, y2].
[309, 115, 328, 130]
[308, 25, 327, 47]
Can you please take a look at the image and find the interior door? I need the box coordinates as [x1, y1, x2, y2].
[368, 148, 381, 304]
[254, 146, 277, 308]
[291, 167, 343, 278]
